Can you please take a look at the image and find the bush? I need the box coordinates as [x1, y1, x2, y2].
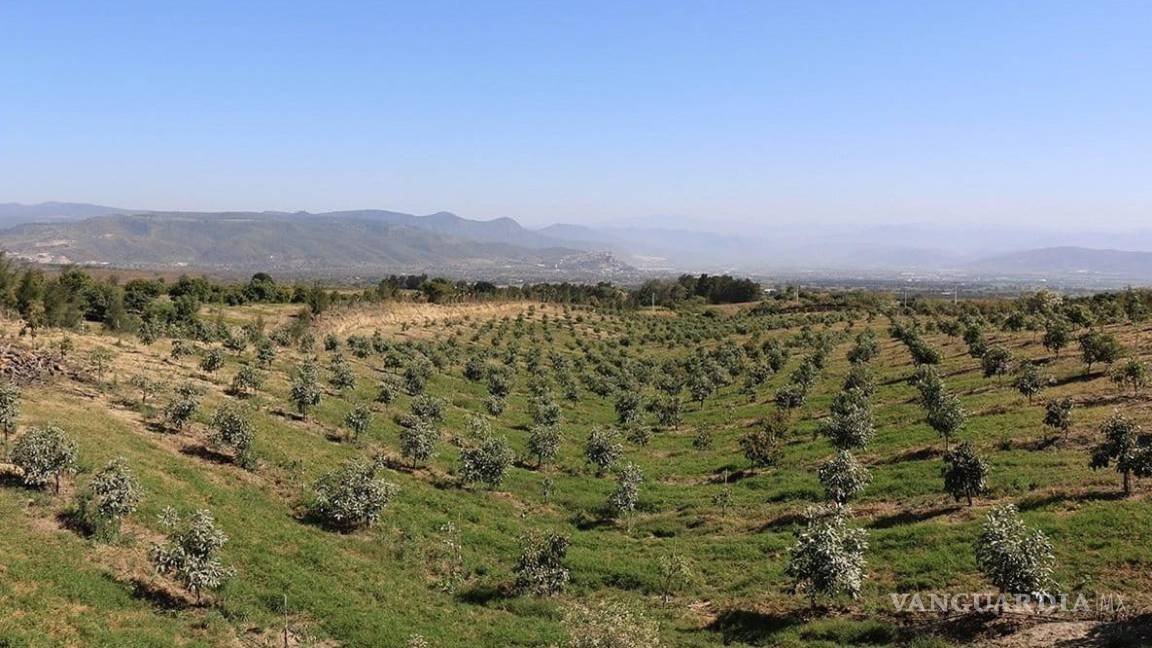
[527, 424, 562, 467]
[818, 450, 871, 503]
[77, 457, 143, 538]
[974, 504, 1055, 597]
[584, 427, 623, 476]
[514, 531, 570, 596]
[820, 389, 875, 450]
[229, 364, 263, 397]
[0, 381, 20, 447]
[1042, 398, 1074, 439]
[609, 462, 643, 519]
[411, 395, 446, 424]
[1090, 413, 1152, 495]
[150, 507, 235, 604]
[290, 361, 322, 417]
[942, 441, 988, 505]
[786, 505, 868, 603]
[163, 383, 201, 432]
[399, 420, 439, 467]
[740, 422, 782, 469]
[199, 347, 224, 374]
[343, 404, 373, 441]
[209, 405, 255, 468]
[308, 459, 397, 530]
[11, 425, 78, 493]
[458, 434, 514, 489]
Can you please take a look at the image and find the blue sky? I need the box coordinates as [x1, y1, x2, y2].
[2, 1, 1152, 230]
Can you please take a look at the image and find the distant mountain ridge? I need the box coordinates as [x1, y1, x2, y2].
[0, 207, 632, 279]
[8, 202, 1152, 282]
[966, 246, 1152, 278]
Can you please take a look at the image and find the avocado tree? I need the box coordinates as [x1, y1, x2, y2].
[77, 457, 143, 539]
[150, 507, 235, 604]
[11, 425, 78, 494]
[942, 441, 989, 506]
[786, 505, 868, 605]
[974, 504, 1055, 598]
[1090, 414, 1152, 495]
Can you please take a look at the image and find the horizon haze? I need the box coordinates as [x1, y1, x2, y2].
[4, 1, 1152, 234]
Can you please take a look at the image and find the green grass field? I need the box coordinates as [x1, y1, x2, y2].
[2, 298, 1151, 647]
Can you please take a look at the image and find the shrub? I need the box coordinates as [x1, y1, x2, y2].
[0, 381, 20, 447]
[163, 383, 201, 432]
[376, 375, 402, 405]
[774, 382, 807, 413]
[974, 504, 1055, 597]
[584, 427, 623, 476]
[820, 389, 875, 450]
[308, 459, 397, 530]
[530, 392, 563, 427]
[1090, 413, 1152, 495]
[1012, 362, 1046, 403]
[199, 347, 224, 374]
[205, 404, 252, 461]
[1110, 359, 1148, 396]
[1042, 398, 1074, 439]
[942, 441, 989, 505]
[740, 422, 782, 469]
[229, 364, 263, 397]
[818, 450, 871, 503]
[399, 420, 439, 467]
[514, 531, 570, 596]
[290, 361, 322, 418]
[150, 508, 235, 604]
[343, 404, 373, 441]
[613, 391, 642, 426]
[329, 356, 356, 391]
[981, 346, 1013, 380]
[11, 425, 78, 493]
[458, 434, 514, 489]
[786, 505, 868, 603]
[527, 424, 562, 467]
[926, 392, 966, 449]
[609, 462, 643, 519]
[1079, 331, 1123, 373]
[129, 374, 162, 405]
[77, 457, 143, 539]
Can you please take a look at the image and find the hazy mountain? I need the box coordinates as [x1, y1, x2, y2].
[0, 202, 128, 228]
[0, 211, 632, 279]
[967, 247, 1152, 278]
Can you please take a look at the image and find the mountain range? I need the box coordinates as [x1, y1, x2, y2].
[5, 202, 1152, 284]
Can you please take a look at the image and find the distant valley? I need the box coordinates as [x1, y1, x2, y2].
[5, 202, 1152, 285]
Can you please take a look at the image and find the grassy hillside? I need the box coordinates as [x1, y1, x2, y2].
[1, 298, 1151, 647]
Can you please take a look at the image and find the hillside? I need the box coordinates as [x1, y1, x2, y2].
[968, 246, 1152, 278]
[0, 211, 632, 279]
[2, 293, 1152, 646]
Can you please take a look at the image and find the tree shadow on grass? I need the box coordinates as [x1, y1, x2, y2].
[1078, 613, 1152, 648]
[705, 608, 804, 645]
[874, 446, 940, 466]
[754, 511, 806, 532]
[708, 467, 758, 484]
[179, 443, 234, 466]
[1017, 488, 1127, 512]
[868, 504, 962, 530]
[571, 508, 617, 531]
[456, 581, 514, 606]
[126, 576, 192, 611]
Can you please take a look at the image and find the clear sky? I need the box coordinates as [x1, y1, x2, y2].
[3, 1, 1152, 231]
